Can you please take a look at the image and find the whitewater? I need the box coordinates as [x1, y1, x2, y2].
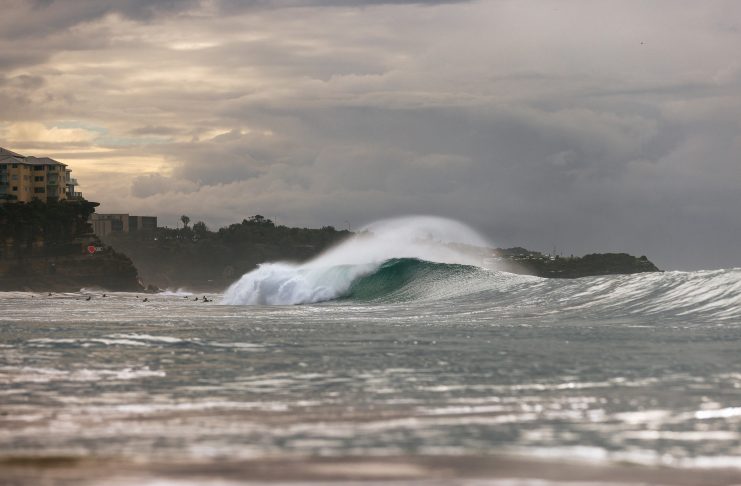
[3, 216, 741, 484]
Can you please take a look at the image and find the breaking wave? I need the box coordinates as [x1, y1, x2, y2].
[224, 257, 741, 320]
[221, 215, 490, 305]
[220, 216, 741, 320]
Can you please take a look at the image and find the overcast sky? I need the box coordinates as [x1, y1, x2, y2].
[1, 0, 739, 269]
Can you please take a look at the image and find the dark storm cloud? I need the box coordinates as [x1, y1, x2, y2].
[1, 0, 200, 38]
[0, 51, 49, 70]
[1, 0, 740, 269]
[2, 0, 469, 40]
[128, 125, 183, 136]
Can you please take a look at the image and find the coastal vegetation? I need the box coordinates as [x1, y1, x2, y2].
[0, 200, 142, 291]
[0, 199, 98, 254]
[492, 247, 660, 278]
[102, 215, 352, 290]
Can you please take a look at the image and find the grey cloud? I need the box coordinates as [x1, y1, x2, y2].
[140, 90, 734, 269]
[0, 50, 49, 70]
[131, 173, 198, 198]
[216, 0, 471, 11]
[156, 130, 316, 187]
[1, 0, 200, 38]
[129, 125, 182, 136]
[11, 74, 47, 90]
[2, 0, 740, 270]
[2, 0, 469, 41]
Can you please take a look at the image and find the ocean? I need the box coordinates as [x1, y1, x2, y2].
[2, 218, 741, 485]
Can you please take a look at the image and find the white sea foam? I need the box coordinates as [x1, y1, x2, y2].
[159, 288, 194, 296]
[0, 366, 165, 384]
[107, 333, 186, 344]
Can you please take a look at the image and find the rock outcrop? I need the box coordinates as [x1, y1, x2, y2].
[0, 200, 143, 292]
[492, 249, 660, 278]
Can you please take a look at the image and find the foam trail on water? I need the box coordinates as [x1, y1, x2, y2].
[221, 216, 491, 305]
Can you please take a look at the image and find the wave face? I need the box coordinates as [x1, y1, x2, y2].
[343, 258, 477, 302]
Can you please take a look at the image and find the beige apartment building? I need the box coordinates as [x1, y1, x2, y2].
[0, 147, 82, 203]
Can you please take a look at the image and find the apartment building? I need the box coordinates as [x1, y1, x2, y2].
[0, 147, 82, 203]
[90, 213, 158, 237]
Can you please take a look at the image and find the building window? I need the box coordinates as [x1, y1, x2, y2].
[34, 187, 45, 193]
[35, 176, 44, 182]
[34, 165, 44, 171]
[11, 186, 18, 191]
[12, 175, 18, 180]
[111, 220, 124, 232]
[12, 164, 18, 168]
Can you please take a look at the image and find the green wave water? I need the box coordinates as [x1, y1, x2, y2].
[343, 258, 478, 302]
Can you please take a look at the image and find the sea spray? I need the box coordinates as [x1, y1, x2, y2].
[221, 216, 493, 305]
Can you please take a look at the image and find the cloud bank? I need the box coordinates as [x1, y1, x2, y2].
[1, 0, 740, 269]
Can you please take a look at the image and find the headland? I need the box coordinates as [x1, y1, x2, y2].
[0, 200, 143, 292]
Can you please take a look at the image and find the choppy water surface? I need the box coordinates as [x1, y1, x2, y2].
[3, 264, 741, 480]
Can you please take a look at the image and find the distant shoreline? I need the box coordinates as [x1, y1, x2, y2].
[103, 217, 661, 291]
[1, 202, 660, 292]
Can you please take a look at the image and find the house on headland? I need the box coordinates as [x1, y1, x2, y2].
[0, 147, 82, 203]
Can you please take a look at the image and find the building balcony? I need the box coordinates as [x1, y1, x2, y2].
[68, 178, 78, 186]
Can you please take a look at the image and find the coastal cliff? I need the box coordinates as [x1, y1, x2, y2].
[0, 200, 143, 292]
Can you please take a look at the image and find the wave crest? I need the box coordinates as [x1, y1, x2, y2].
[221, 216, 491, 305]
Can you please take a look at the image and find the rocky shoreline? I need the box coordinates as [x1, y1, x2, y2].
[0, 244, 143, 292]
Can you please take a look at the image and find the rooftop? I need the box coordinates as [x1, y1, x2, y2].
[25, 156, 67, 167]
[0, 148, 67, 166]
[0, 147, 25, 159]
